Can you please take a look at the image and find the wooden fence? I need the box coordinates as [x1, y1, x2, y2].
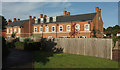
[52, 38, 112, 60]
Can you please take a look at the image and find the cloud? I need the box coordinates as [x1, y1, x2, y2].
[2, 2, 71, 21]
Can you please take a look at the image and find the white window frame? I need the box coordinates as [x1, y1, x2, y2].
[34, 27, 37, 32]
[52, 26, 55, 32]
[53, 16, 56, 22]
[46, 17, 50, 23]
[35, 19, 38, 24]
[18, 28, 21, 33]
[59, 25, 63, 32]
[40, 26, 43, 32]
[45, 26, 49, 32]
[75, 24, 80, 30]
[14, 28, 17, 33]
[66, 25, 71, 32]
[84, 24, 89, 31]
[7, 28, 9, 33]
[10, 28, 12, 34]
[41, 18, 44, 23]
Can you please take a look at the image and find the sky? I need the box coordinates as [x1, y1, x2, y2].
[1, 2, 119, 28]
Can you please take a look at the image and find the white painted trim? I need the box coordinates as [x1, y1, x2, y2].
[52, 26, 55, 32]
[39, 26, 43, 32]
[75, 24, 80, 30]
[34, 27, 37, 32]
[59, 25, 63, 32]
[45, 26, 49, 32]
[84, 24, 89, 31]
[66, 25, 71, 32]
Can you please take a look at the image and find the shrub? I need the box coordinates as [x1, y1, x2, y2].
[24, 38, 31, 42]
[14, 42, 24, 50]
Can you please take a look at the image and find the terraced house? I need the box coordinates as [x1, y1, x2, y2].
[6, 7, 103, 38]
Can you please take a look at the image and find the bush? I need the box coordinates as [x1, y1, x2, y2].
[14, 42, 24, 50]
[24, 38, 31, 42]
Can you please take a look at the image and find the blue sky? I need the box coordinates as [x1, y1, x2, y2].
[2, 2, 118, 28]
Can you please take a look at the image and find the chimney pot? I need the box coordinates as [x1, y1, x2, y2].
[67, 12, 70, 15]
[13, 18, 16, 21]
[64, 11, 67, 16]
[29, 16, 32, 19]
[8, 19, 12, 25]
[17, 19, 20, 21]
[40, 14, 43, 18]
[44, 15, 47, 18]
[95, 7, 99, 12]
[33, 16, 36, 19]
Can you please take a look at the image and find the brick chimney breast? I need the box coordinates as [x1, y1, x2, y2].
[29, 16, 32, 20]
[8, 19, 12, 25]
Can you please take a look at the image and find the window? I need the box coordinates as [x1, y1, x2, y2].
[45, 26, 49, 32]
[46, 17, 50, 23]
[59, 25, 63, 32]
[99, 16, 100, 20]
[52, 26, 55, 32]
[84, 24, 89, 31]
[18, 28, 21, 33]
[34, 27, 37, 32]
[41, 18, 44, 23]
[35, 19, 38, 24]
[7, 29, 9, 33]
[10, 29, 12, 33]
[66, 25, 71, 32]
[75, 24, 80, 30]
[40, 26, 43, 32]
[14, 28, 17, 33]
[53, 16, 56, 22]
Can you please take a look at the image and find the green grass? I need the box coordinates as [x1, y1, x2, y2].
[34, 51, 118, 68]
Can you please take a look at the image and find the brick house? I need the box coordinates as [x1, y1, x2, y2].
[6, 7, 103, 38]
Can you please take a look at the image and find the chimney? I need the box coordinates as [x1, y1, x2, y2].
[95, 7, 99, 12]
[17, 19, 20, 21]
[67, 12, 70, 15]
[29, 16, 32, 20]
[44, 15, 47, 18]
[13, 18, 16, 21]
[40, 14, 43, 18]
[33, 16, 36, 20]
[8, 19, 12, 25]
[64, 11, 67, 16]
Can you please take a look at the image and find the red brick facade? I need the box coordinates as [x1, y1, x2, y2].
[5, 7, 103, 38]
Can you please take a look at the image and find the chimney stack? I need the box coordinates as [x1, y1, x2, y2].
[64, 11, 67, 16]
[13, 18, 16, 21]
[95, 7, 99, 12]
[29, 16, 32, 20]
[33, 16, 36, 20]
[8, 19, 12, 25]
[44, 15, 47, 18]
[40, 14, 43, 18]
[67, 12, 70, 15]
[17, 19, 20, 21]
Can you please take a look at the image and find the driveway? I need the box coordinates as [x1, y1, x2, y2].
[2, 48, 33, 69]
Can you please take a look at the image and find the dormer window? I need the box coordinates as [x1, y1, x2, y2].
[41, 18, 44, 23]
[46, 17, 50, 23]
[35, 19, 38, 24]
[53, 16, 56, 22]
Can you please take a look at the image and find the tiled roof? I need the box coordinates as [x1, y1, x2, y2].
[7, 19, 29, 27]
[56, 12, 96, 22]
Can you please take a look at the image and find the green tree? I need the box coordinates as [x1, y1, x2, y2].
[0, 16, 8, 30]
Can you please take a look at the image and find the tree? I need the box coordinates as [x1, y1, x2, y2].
[0, 16, 7, 30]
[11, 32, 16, 38]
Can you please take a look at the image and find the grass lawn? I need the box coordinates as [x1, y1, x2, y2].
[34, 51, 118, 68]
